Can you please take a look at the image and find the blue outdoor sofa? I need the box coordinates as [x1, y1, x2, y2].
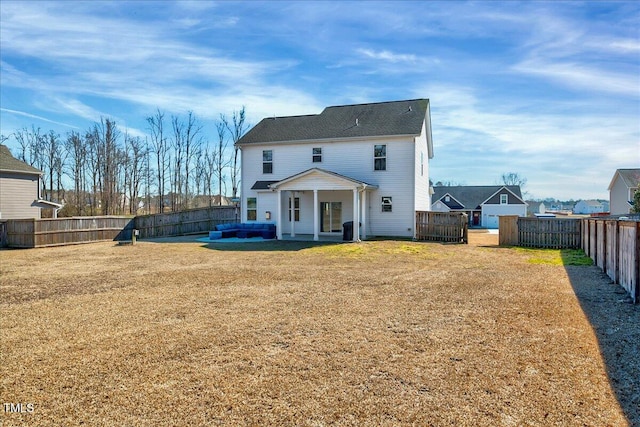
[209, 223, 276, 240]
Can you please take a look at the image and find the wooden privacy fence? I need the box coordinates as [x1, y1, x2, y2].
[415, 211, 468, 243]
[1, 216, 134, 248]
[582, 218, 639, 304]
[134, 206, 237, 239]
[499, 216, 581, 249]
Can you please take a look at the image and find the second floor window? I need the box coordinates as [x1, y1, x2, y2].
[500, 194, 508, 204]
[263, 150, 273, 174]
[313, 147, 322, 163]
[374, 145, 386, 171]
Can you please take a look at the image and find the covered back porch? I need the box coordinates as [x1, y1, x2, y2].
[269, 168, 377, 242]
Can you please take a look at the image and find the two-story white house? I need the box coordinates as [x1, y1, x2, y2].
[608, 168, 639, 215]
[235, 99, 434, 241]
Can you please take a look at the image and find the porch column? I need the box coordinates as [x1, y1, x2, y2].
[290, 191, 296, 238]
[353, 188, 360, 242]
[361, 189, 367, 239]
[313, 189, 319, 241]
[276, 189, 282, 240]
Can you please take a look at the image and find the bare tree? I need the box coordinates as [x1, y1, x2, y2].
[183, 111, 202, 209]
[500, 172, 528, 198]
[171, 114, 184, 211]
[147, 109, 168, 213]
[42, 130, 64, 202]
[221, 106, 248, 200]
[65, 131, 87, 215]
[501, 172, 527, 187]
[214, 120, 229, 205]
[13, 126, 43, 167]
[124, 134, 147, 215]
[90, 118, 121, 215]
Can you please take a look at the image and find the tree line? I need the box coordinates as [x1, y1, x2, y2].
[1, 107, 248, 216]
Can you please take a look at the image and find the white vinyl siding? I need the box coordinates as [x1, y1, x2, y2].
[413, 121, 431, 213]
[481, 204, 527, 229]
[241, 134, 421, 237]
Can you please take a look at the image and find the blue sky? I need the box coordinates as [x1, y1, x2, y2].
[1, 0, 638, 200]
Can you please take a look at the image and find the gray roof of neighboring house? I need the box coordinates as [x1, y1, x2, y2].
[615, 168, 640, 188]
[0, 145, 42, 175]
[237, 99, 430, 145]
[432, 185, 523, 209]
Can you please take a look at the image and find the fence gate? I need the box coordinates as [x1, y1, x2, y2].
[415, 211, 468, 243]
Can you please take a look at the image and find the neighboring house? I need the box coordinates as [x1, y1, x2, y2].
[608, 168, 640, 215]
[0, 145, 62, 219]
[236, 99, 434, 241]
[573, 199, 605, 215]
[431, 185, 527, 229]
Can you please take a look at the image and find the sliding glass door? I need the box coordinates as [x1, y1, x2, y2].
[320, 202, 342, 232]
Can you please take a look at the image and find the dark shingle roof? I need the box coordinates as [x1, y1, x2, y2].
[0, 145, 42, 175]
[251, 180, 279, 190]
[433, 186, 523, 209]
[617, 168, 640, 188]
[237, 99, 430, 145]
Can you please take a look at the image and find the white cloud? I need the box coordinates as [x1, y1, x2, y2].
[0, 108, 79, 129]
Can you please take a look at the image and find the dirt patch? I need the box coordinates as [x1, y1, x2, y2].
[0, 234, 637, 426]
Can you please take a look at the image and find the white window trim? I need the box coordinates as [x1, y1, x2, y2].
[374, 144, 387, 171]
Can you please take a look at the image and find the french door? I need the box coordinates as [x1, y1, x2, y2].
[320, 202, 342, 232]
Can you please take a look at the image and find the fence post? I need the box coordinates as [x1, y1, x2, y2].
[499, 215, 518, 246]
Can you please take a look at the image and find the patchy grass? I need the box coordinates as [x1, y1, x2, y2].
[0, 235, 626, 426]
[515, 247, 593, 266]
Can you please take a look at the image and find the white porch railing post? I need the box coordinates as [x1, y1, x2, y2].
[361, 189, 367, 239]
[353, 188, 360, 242]
[313, 189, 319, 241]
[290, 191, 296, 237]
[276, 190, 282, 240]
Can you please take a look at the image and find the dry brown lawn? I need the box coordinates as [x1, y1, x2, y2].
[0, 232, 636, 426]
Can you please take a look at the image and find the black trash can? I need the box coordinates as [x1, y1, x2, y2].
[342, 221, 353, 241]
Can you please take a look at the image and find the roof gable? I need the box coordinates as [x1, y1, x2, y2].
[237, 99, 430, 146]
[0, 145, 42, 175]
[437, 193, 465, 209]
[432, 185, 524, 209]
[269, 168, 377, 191]
[608, 168, 640, 190]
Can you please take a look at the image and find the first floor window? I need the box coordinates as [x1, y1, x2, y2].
[247, 197, 257, 220]
[382, 196, 392, 212]
[263, 150, 273, 174]
[374, 144, 387, 171]
[288, 197, 300, 221]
